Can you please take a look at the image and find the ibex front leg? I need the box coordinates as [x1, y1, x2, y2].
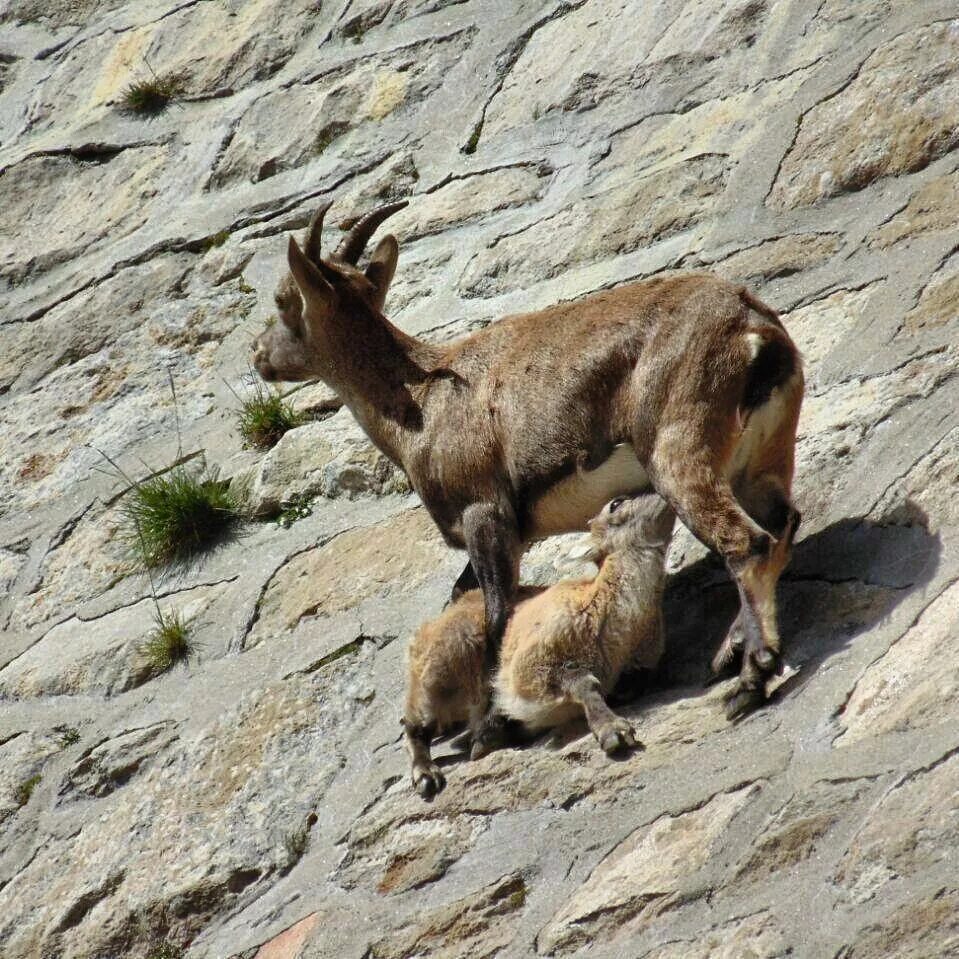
[461, 502, 521, 759]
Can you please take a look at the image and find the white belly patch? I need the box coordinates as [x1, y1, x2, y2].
[494, 683, 581, 731]
[528, 443, 652, 539]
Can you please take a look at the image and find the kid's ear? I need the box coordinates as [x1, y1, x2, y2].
[364, 235, 399, 312]
[287, 236, 337, 311]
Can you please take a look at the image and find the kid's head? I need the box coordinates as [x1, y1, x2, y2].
[586, 493, 676, 562]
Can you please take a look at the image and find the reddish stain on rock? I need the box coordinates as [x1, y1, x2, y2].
[254, 912, 319, 959]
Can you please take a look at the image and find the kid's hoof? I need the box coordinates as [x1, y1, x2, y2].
[598, 720, 643, 755]
[413, 765, 446, 799]
[724, 684, 765, 721]
[469, 731, 502, 761]
[469, 713, 507, 760]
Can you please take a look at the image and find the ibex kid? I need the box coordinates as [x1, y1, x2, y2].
[252, 199, 802, 738]
[404, 493, 675, 798]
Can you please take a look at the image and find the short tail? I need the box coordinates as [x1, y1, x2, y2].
[739, 290, 802, 413]
[739, 287, 783, 329]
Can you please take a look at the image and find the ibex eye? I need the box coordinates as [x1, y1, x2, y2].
[608, 497, 627, 514]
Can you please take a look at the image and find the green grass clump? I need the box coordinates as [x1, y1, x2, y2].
[119, 73, 185, 116]
[140, 609, 194, 674]
[277, 494, 312, 529]
[462, 116, 484, 155]
[284, 825, 309, 864]
[508, 885, 527, 910]
[146, 942, 182, 959]
[14, 773, 41, 807]
[199, 229, 230, 251]
[236, 387, 304, 450]
[121, 465, 239, 568]
[57, 727, 81, 747]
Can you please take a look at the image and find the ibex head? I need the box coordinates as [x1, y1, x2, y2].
[252, 199, 407, 382]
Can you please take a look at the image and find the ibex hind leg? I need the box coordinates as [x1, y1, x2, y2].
[648, 436, 789, 720]
[719, 371, 803, 707]
[712, 476, 801, 678]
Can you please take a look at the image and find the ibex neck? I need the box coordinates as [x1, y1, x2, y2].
[318, 307, 442, 456]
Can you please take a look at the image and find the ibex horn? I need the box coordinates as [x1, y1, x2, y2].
[334, 200, 408, 265]
[304, 199, 333, 265]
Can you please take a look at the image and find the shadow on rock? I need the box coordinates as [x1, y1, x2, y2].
[619, 501, 942, 698]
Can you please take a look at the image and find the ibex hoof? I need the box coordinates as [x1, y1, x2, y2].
[724, 684, 765, 721]
[753, 647, 779, 672]
[597, 719, 643, 756]
[413, 764, 446, 799]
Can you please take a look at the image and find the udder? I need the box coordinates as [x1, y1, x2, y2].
[527, 444, 652, 539]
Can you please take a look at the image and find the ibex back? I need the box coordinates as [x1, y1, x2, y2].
[252, 200, 803, 725]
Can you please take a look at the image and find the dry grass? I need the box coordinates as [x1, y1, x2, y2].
[119, 73, 186, 116]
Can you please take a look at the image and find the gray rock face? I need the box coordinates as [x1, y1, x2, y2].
[2, 1, 959, 957]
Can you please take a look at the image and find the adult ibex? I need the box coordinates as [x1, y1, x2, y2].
[252, 199, 803, 736]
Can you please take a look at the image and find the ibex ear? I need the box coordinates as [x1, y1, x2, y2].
[365, 235, 399, 312]
[287, 236, 337, 312]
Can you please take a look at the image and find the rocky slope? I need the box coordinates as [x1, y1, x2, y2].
[2, 1, 958, 956]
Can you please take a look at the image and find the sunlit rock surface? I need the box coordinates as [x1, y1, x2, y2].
[2, 1, 958, 957]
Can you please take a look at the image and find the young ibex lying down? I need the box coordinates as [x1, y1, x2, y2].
[404, 493, 676, 797]
[252, 199, 803, 729]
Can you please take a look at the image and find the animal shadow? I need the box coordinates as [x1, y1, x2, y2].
[618, 502, 941, 698]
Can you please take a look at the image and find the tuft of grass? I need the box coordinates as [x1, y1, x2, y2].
[277, 494, 312, 529]
[14, 773, 41, 807]
[199, 229, 230, 252]
[140, 609, 195, 674]
[462, 116, 484, 155]
[314, 120, 350, 155]
[121, 464, 239, 568]
[236, 385, 304, 450]
[341, 17, 366, 43]
[284, 826, 309, 865]
[119, 72, 186, 116]
[145, 942, 182, 959]
[57, 727, 81, 747]
[508, 885, 527, 910]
